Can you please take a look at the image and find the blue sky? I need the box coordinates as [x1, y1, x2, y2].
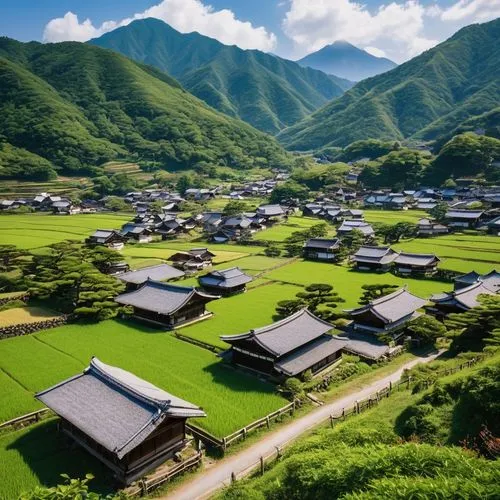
[1, 1, 498, 62]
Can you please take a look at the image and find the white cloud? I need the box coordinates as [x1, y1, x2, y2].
[363, 46, 387, 58]
[43, 0, 277, 52]
[282, 0, 444, 62]
[439, 0, 500, 22]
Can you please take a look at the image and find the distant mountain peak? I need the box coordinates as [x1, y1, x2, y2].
[297, 41, 396, 81]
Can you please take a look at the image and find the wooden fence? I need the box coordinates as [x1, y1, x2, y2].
[173, 332, 224, 354]
[126, 451, 203, 497]
[0, 408, 50, 430]
[188, 400, 297, 452]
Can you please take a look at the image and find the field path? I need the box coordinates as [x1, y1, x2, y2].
[163, 351, 441, 500]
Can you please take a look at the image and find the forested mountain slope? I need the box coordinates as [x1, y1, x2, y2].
[0, 37, 290, 180]
[297, 40, 396, 81]
[90, 18, 352, 134]
[278, 18, 500, 150]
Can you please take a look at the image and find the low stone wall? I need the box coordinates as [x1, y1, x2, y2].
[0, 292, 29, 307]
[0, 316, 68, 340]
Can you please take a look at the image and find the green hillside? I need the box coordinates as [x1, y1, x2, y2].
[90, 18, 352, 134]
[0, 37, 290, 181]
[278, 18, 500, 150]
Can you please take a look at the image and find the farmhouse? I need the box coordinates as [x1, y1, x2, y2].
[346, 287, 427, 338]
[303, 238, 341, 261]
[337, 220, 375, 238]
[393, 252, 440, 276]
[115, 279, 219, 328]
[36, 357, 205, 485]
[417, 218, 448, 237]
[198, 267, 252, 296]
[119, 264, 185, 290]
[86, 230, 127, 250]
[120, 224, 153, 243]
[454, 270, 500, 291]
[351, 245, 398, 272]
[430, 281, 497, 317]
[445, 209, 484, 228]
[220, 309, 347, 379]
[256, 204, 286, 223]
[170, 248, 215, 271]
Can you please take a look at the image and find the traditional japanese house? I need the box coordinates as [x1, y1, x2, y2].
[198, 267, 252, 296]
[454, 270, 500, 291]
[337, 220, 375, 238]
[351, 245, 398, 272]
[170, 248, 215, 271]
[256, 204, 286, 223]
[417, 218, 448, 237]
[393, 252, 440, 276]
[303, 238, 341, 261]
[342, 332, 391, 362]
[100, 260, 130, 275]
[86, 230, 127, 250]
[119, 264, 185, 290]
[430, 281, 497, 317]
[346, 287, 427, 338]
[121, 224, 153, 243]
[115, 279, 219, 328]
[51, 200, 81, 215]
[36, 357, 205, 485]
[445, 209, 484, 229]
[155, 217, 187, 239]
[220, 309, 347, 379]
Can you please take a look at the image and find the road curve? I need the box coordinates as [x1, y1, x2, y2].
[164, 351, 441, 500]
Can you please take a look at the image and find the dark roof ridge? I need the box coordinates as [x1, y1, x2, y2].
[253, 308, 333, 336]
[397, 251, 437, 258]
[370, 286, 408, 305]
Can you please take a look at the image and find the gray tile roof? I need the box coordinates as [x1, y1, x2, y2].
[353, 245, 398, 264]
[346, 288, 427, 323]
[221, 309, 334, 357]
[198, 267, 252, 289]
[304, 238, 340, 250]
[394, 252, 439, 266]
[257, 204, 284, 216]
[446, 209, 484, 219]
[115, 280, 218, 314]
[119, 264, 185, 285]
[343, 332, 390, 360]
[432, 281, 497, 310]
[338, 221, 375, 236]
[36, 357, 205, 459]
[274, 335, 347, 376]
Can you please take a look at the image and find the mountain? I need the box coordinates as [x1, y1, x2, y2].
[0, 37, 291, 181]
[297, 41, 397, 81]
[90, 18, 352, 135]
[278, 19, 500, 151]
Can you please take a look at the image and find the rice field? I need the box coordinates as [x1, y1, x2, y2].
[257, 216, 333, 242]
[0, 307, 61, 327]
[0, 321, 286, 436]
[0, 214, 130, 249]
[180, 282, 302, 348]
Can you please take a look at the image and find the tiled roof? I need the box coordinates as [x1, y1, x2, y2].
[446, 210, 483, 219]
[36, 357, 205, 459]
[432, 281, 496, 310]
[221, 309, 334, 357]
[338, 221, 374, 236]
[257, 204, 284, 216]
[274, 335, 347, 376]
[115, 280, 218, 314]
[304, 238, 340, 249]
[343, 332, 390, 360]
[119, 264, 185, 285]
[198, 267, 252, 289]
[394, 252, 439, 266]
[352, 245, 398, 264]
[346, 288, 427, 323]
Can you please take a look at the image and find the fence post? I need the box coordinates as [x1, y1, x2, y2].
[260, 456, 265, 476]
[342, 408, 345, 420]
[356, 400, 360, 414]
[231, 472, 236, 483]
[407, 376, 411, 389]
[376, 391, 379, 402]
[243, 427, 247, 440]
[140, 479, 147, 497]
[330, 415, 334, 428]
[389, 381, 392, 392]
[223, 437, 227, 452]
[266, 416, 270, 429]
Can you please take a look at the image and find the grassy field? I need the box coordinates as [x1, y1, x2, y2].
[0, 307, 61, 327]
[257, 216, 332, 242]
[0, 321, 285, 435]
[180, 282, 302, 348]
[0, 214, 130, 249]
[265, 261, 450, 307]
[363, 209, 428, 224]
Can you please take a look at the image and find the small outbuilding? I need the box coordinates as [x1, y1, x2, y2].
[393, 252, 440, 276]
[303, 238, 341, 262]
[198, 267, 252, 296]
[170, 248, 215, 271]
[86, 230, 127, 250]
[36, 357, 205, 485]
[115, 279, 219, 328]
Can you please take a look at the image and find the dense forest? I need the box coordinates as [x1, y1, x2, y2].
[0, 37, 291, 181]
[278, 18, 500, 150]
[91, 18, 352, 135]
